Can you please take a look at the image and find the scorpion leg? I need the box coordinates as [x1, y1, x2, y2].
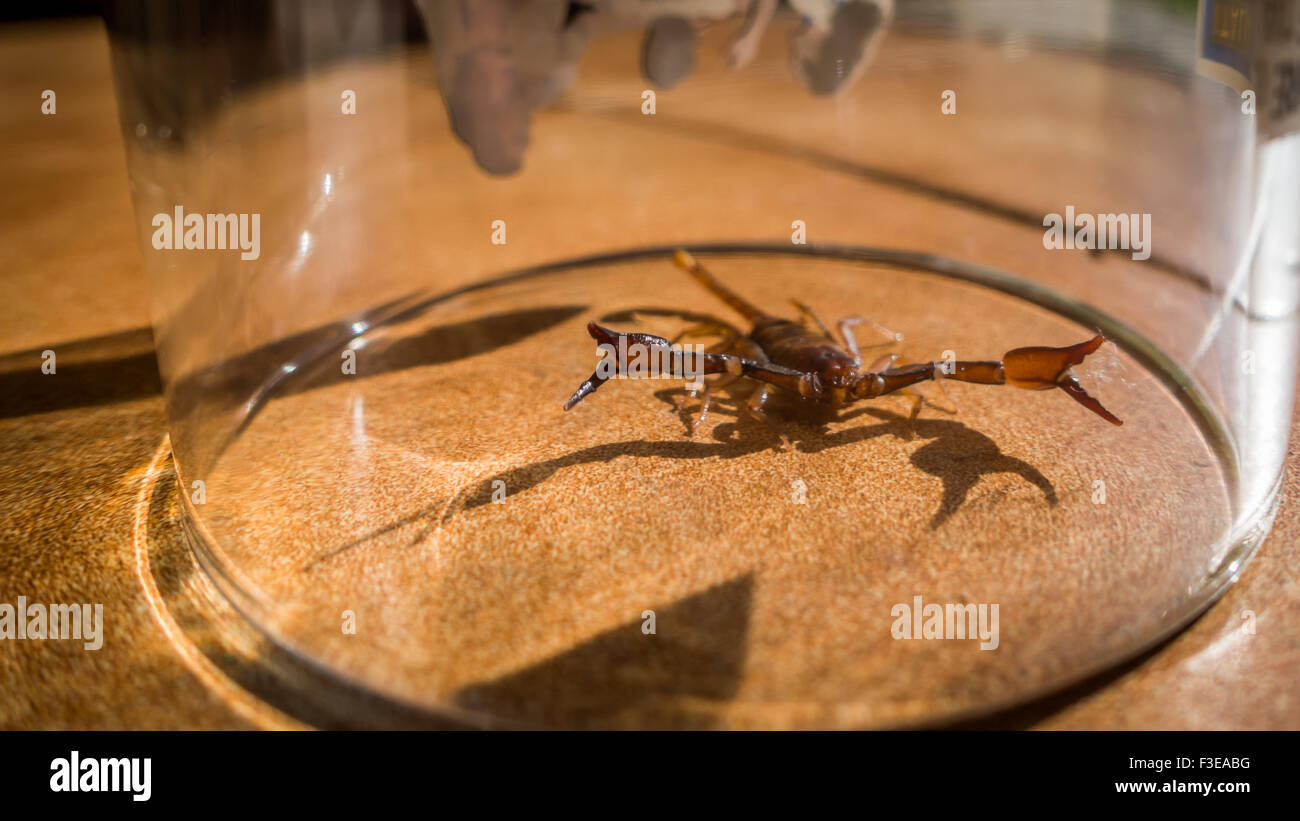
[791, 299, 836, 340]
[670, 320, 740, 347]
[676, 331, 750, 434]
[859, 329, 950, 419]
[681, 334, 747, 435]
[734, 334, 788, 441]
[866, 351, 955, 423]
[745, 385, 790, 450]
[866, 351, 897, 373]
[710, 334, 793, 449]
[684, 334, 776, 437]
[842, 317, 865, 366]
[690, 384, 713, 434]
[840, 314, 902, 369]
[729, 336, 789, 448]
[864, 352, 925, 436]
[930, 367, 960, 414]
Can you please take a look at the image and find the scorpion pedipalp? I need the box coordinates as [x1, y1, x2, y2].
[563, 322, 672, 410]
[1002, 334, 1123, 425]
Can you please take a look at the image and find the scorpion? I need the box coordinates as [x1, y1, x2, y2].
[563, 250, 1123, 431]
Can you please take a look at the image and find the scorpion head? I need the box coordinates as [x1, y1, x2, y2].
[820, 356, 857, 404]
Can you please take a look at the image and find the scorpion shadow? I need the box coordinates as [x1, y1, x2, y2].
[807, 407, 1058, 529]
[445, 396, 1056, 533]
[303, 391, 1058, 572]
[463, 403, 1055, 530]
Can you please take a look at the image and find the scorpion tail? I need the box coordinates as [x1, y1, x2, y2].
[1002, 334, 1123, 426]
[672, 249, 766, 322]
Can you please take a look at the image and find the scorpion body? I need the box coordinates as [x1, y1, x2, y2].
[563, 250, 1122, 428]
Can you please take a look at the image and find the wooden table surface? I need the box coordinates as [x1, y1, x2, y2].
[1, 17, 1298, 730]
